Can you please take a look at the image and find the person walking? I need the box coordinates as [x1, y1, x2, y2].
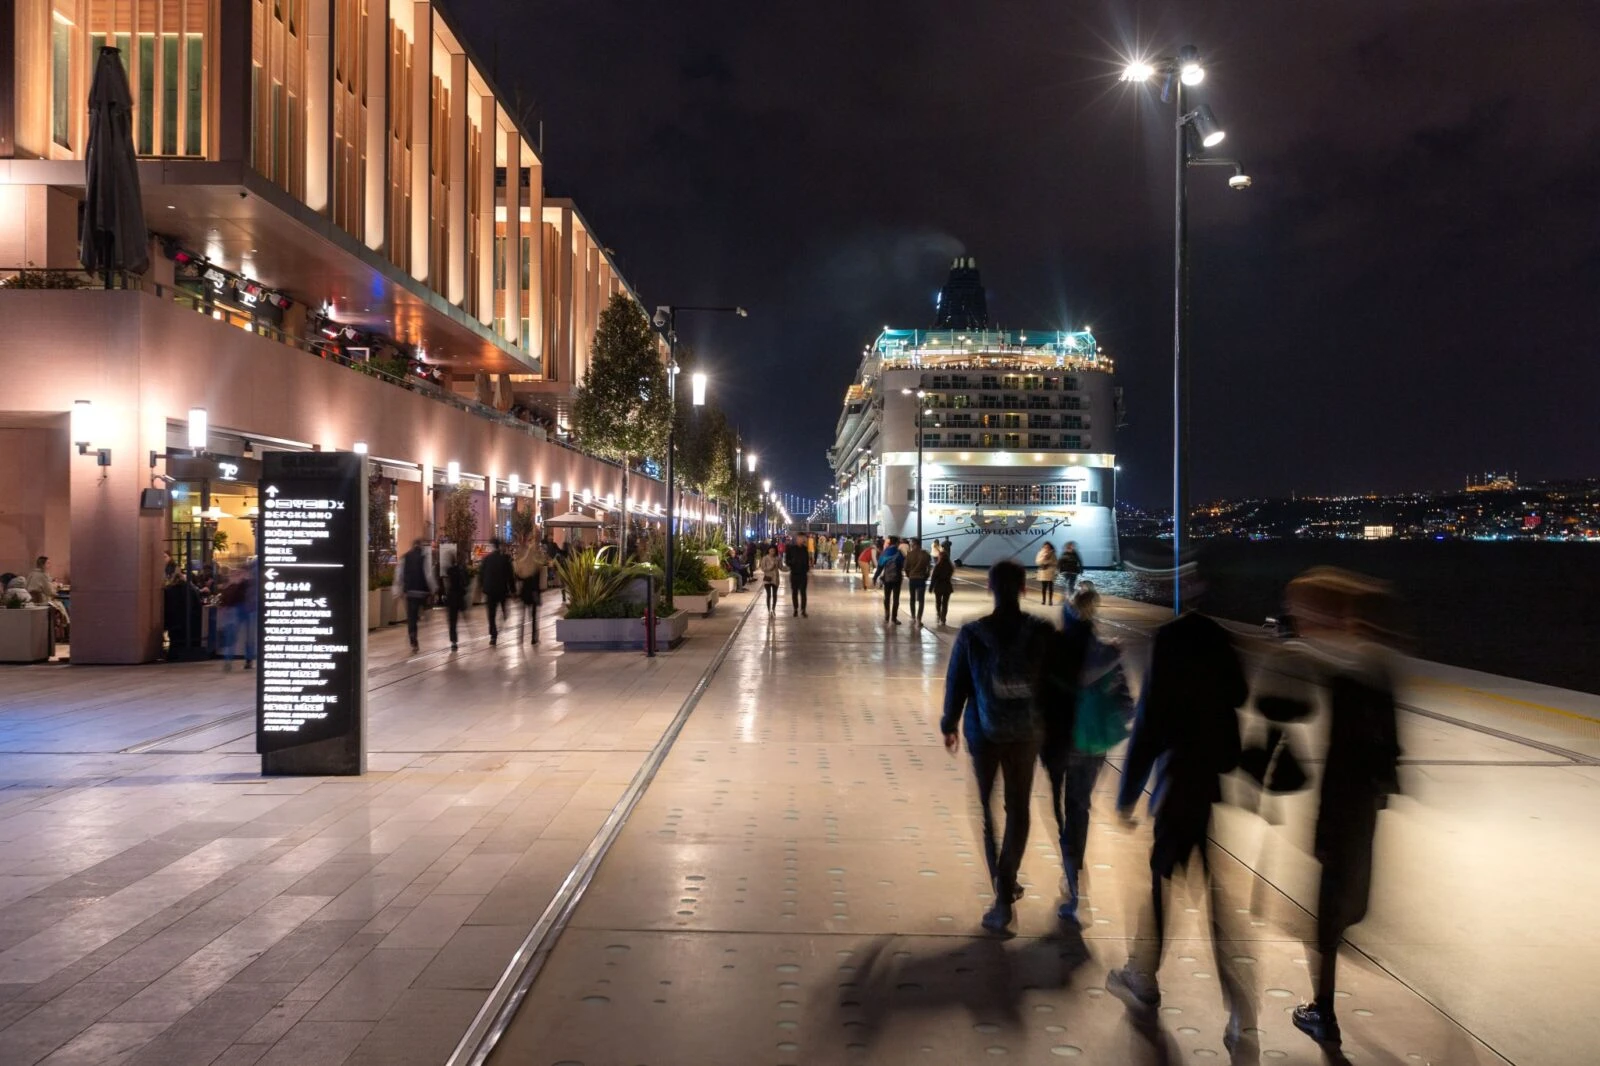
[758, 543, 783, 612]
[478, 539, 515, 646]
[1105, 578, 1254, 1048]
[1035, 541, 1058, 605]
[841, 536, 855, 573]
[784, 536, 812, 617]
[217, 564, 256, 671]
[1041, 583, 1130, 923]
[873, 536, 906, 624]
[1287, 570, 1402, 1048]
[1060, 541, 1084, 595]
[930, 543, 955, 625]
[902, 537, 932, 624]
[399, 539, 435, 652]
[442, 543, 469, 651]
[513, 538, 548, 645]
[940, 561, 1055, 932]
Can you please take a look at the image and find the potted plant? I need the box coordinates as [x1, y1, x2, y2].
[553, 547, 688, 649]
[647, 539, 717, 617]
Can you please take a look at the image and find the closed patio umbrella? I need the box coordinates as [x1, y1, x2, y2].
[79, 47, 149, 286]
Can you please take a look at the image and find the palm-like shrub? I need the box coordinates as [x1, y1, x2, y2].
[556, 546, 658, 619]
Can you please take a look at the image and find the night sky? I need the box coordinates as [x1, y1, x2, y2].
[453, 0, 1600, 509]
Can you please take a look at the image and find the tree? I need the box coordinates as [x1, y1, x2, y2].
[572, 294, 671, 547]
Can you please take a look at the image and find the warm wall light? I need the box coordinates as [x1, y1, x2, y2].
[353, 441, 368, 454]
[447, 461, 461, 485]
[72, 400, 93, 451]
[551, 480, 562, 501]
[187, 407, 208, 452]
[509, 473, 520, 495]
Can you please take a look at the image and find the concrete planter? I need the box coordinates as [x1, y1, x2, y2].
[555, 609, 689, 651]
[0, 607, 52, 663]
[674, 591, 716, 617]
[367, 588, 390, 630]
[716, 577, 738, 596]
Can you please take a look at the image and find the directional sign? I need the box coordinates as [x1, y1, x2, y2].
[256, 452, 367, 775]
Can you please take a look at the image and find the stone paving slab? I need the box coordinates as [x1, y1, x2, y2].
[0, 597, 752, 1066]
[490, 571, 1540, 1066]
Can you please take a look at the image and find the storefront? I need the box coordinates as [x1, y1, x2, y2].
[163, 453, 262, 582]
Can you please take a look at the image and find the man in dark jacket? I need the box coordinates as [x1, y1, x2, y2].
[873, 536, 906, 625]
[902, 538, 932, 624]
[783, 537, 811, 617]
[1060, 541, 1084, 594]
[1107, 600, 1253, 1048]
[399, 540, 435, 653]
[478, 539, 516, 645]
[940, 561, 1055, 933]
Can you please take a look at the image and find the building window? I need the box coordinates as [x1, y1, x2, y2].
[52, 13, 72, 148]
[1083, 490, 1100, 504]
[980, 375, 999, 390]
[1002, 414, 1021, 429]
[1002, 433, 1021, 449]
[949, 433, 972, 446]
[921, 434, 941, 447]
[139, 34, 156, 153]
[1062, 435, 1083, 449]
[1028, 433, 1051, 448]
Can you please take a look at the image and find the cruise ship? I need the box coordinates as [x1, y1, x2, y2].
[828, 258, 1120, 567]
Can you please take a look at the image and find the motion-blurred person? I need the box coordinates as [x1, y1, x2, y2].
[1042, 583, 1131, 924]
[1286, 569, 1402, 1048]
[514, 538, 548, 645]
[930, 543, 955, 626]
[217, 563, 256, 671]
[1060, 540, 1084, 595]
[442, 543, 469, 651]
[784, 535, 811, 617]
[399, 539, 435, 653]
[903, 537, 932, 624]
[1035, 541, 1058, 605]
[1106, 569, 1254, 1048]
[874, 535, 906, 624]
[758, 543, 782, 612]
[479, 539, 515, 646]
[940, 561, 1055, 932]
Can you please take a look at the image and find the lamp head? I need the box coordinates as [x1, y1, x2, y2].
[1228, 171, 1252, 190]
[1192, 104, 1226, 148]
[735, 306, 749, 318]
[653, 306, 670, 329]
[1120, 59, 1156, 83]
[1178, 45, 1205, 85]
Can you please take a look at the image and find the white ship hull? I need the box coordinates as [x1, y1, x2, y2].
[890, 505, 1118, 568]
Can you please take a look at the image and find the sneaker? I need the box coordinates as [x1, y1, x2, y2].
[981, 900, 1014, 933]
[1106, 966, 1161, 1011]
[1292, 1002, 1341, 1045]
[802, 610, 808, 617]
[1057, 899, 1080, 924]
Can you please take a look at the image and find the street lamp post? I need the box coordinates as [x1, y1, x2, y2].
[654, 304, 746, 608]
[1120, 45, 1248, 614]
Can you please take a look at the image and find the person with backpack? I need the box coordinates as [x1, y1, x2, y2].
[1041, 583, 1131, 924]
[1106, 574, 1255, 1049]
[940, 560, 1055, 932]
[873, 536, 906, 625]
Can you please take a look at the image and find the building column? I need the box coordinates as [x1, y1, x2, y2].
[523, 155, 543, 367]
[409, 2, 432, 284]
[304, 0, 332, 213]
[216, 0, 254, 164]
[363, 0, 387, 252]
[446, 51, 468, 306]
[476, 92, 496, 326]
[502, 123, 521, 347]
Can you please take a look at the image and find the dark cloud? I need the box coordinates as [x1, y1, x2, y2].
[452, 0, 1600, 506]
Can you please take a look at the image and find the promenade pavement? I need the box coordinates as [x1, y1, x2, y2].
[489, 568, 1598, 1066]
[4, 569, 1599, 1065]
[0, 595, 750, 1066]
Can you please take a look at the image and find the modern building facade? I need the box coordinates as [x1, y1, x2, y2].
[829, 259, 1120, 567]
[0, 0, 707, 663]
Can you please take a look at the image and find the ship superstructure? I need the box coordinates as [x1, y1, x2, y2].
[829, 258, 1120, 566]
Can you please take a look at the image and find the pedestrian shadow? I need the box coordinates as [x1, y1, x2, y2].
[821, 926, 1184, 1055]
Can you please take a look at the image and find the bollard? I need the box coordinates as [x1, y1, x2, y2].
[645, 573, 657, 658]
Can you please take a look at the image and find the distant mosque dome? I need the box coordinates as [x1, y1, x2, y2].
[933, 256, 989, 330]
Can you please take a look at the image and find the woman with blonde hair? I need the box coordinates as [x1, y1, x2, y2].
[1035, 541, 1058, 605]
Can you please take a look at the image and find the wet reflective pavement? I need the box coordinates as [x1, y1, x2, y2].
[487, 572, 1519, 1065]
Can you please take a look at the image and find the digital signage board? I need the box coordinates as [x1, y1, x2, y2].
[256, 451, 367, 775]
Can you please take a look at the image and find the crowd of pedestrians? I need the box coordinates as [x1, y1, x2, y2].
[399, 535, 553, 653]
[937, 557, 1401, 1053]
